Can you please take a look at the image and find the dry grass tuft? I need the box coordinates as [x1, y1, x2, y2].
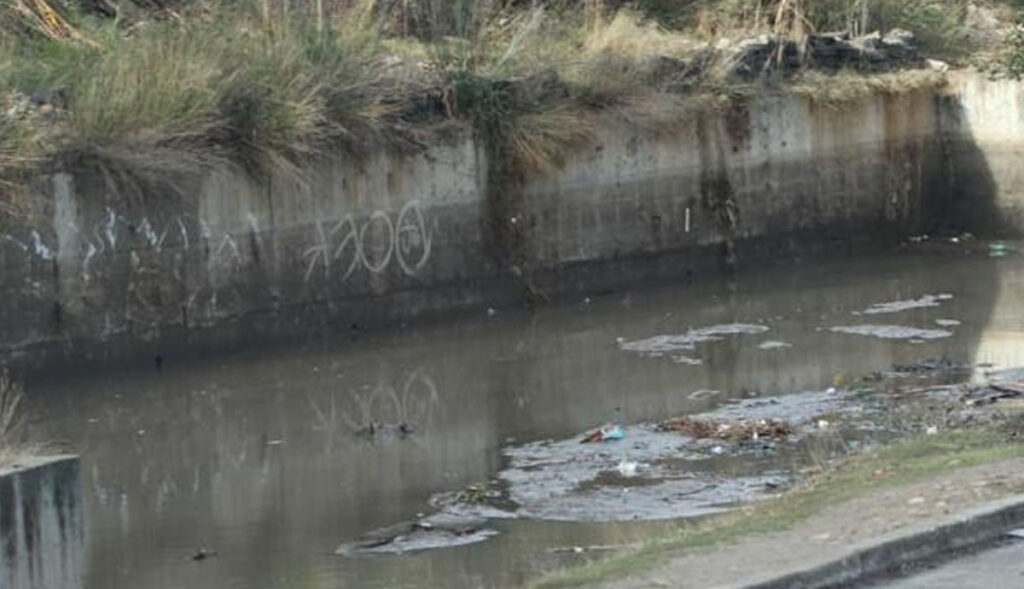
[789, 68, 948, 108]
[0, 370, 24, 444]
[585, 9, 701, 58]
[505, 105, 596, 173]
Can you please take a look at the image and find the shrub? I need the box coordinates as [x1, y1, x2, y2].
[996, 18, 1024, 79]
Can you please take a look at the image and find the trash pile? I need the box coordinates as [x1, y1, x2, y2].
[722, 29, 929, 80]
[656, 416, 793, 442]
[963, 381, 1024, 407]
[2, 88, 68, 124]
[579, 423, 625, 444]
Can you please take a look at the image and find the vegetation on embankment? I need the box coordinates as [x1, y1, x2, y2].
[0, 0, 1021, 208]
[0, 369, 33, 469]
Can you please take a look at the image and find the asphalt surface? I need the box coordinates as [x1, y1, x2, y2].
[877, 541, 1024, 588]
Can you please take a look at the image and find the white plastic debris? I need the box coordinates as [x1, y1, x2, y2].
[616, 461, 639, 478]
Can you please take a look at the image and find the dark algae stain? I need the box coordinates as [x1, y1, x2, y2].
[0, 476, 17, 567]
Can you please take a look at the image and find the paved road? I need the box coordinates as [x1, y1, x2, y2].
[878, 542, 1024, 588]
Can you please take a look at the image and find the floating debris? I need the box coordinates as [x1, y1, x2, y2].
[672, 355, 704, 365]
[963, 382, 1024, 407]
[337, 513, 499, 556]
[580, 424, 625, 444]
[758, 341, 792, 350]
[857, 294, 953, 315]
[191, 548, 217, 561]
[354, 421, 417, 438]
[935, 319, 962, 327]
[989, 243, 1017, 258]
[619, 324, 770, 355]
[829, 325, 953, 340]
[891, 357, 964, 375]
[548, 543, 638, 554]
[616, 461, 640, 478]
[688, 389, 721, 401]
[657, 416, 793, 442]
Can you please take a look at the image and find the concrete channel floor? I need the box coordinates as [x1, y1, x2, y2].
[874, 541, 1024, 588]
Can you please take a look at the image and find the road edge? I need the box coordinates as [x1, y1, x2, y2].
[742, 493, 1024, 589]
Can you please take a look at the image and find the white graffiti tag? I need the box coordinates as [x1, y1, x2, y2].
[302, 201, 433, 284]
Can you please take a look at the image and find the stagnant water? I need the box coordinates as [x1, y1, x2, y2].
[22, 246, 1024, 589]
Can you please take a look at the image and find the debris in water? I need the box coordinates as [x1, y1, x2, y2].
[829, 325, 953, 341]
[438, 482, 509, 507]
[267, 439, 284, 446]
[857, 294, 953, 315]
[688, 389, 721, 401]
[354, 421, 417, 438]
[672, 355, 704, 365]
[658, 416, 793, 442]
[616, 461, 639, 478]
[619, 324, 770, 355]
[337, 513, 499, 556]
[892, 357, 962, 375]
[758, 340, 792, 350]
[963, 382, 1024, 406]
[935, 319, 962, 327]
[817, 419, 830, 430]
[580, 424, 625, 444]
[926, 426, 939, 435]
[989, 243, 1016, 258]
[191, 548, 217, 561]
[548, 544, 636, 554]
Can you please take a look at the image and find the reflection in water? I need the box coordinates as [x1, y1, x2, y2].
[23, 250, 1024, 588]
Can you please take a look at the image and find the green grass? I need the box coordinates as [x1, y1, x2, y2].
[530, 427, 1024, 588]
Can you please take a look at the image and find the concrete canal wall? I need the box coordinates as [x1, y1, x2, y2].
[944, 72, 1024, 234]
[0, 72, 1015, 366]
[0, 456, 84, 589]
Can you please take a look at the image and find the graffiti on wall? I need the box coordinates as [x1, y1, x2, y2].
[1, 200, 435, 333]
[302, 201, 433, 284]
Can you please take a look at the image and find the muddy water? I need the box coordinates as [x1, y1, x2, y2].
[22, 248, 1024, 589]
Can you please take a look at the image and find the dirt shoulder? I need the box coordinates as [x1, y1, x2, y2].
[532, 428, 1024, 588]
[609, 457, 1024, 589]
